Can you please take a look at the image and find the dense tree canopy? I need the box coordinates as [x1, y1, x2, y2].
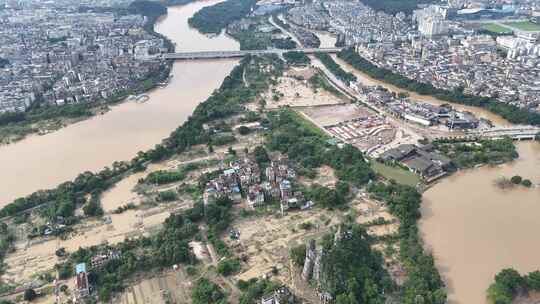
[314, 52, 357, 85]
[283, 51, 311, 65]
[188, 0, 257, 34]
[319, 225, 393, 304]
[368, 182, 446, 304]
[128, 1, 167, 19]
[266, 109, 374, 186]
[359, 0, 429, 14]
[0, 58, 9, 68]
[192, 278, 228, 304]
[487, 269, 540, 304]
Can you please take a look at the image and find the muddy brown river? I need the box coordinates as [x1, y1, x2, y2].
[0, 0, 239, 204]
[421, 141, 540, 303]
[0, 3, 538, 303]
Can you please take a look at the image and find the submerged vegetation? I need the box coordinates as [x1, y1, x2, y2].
[368, 182, 447, 303]
[433, 137, 517, 168]
[487, 268, 540, 304]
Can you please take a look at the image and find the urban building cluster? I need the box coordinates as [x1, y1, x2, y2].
[284, 0, 539, 114]
[203, 156, 313, 213]
[414, 5, 450, 37]
[287, 0, 414, 45]
[0, 1, 168, 113]
[356, 33, 540, 112]
[353, 84, 481, 129]
[380, 143, 452, 181]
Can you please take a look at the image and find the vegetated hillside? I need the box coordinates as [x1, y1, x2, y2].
[188, 0, 258, 34]
[162, 0, 197, 5]
[360, 0, 434, 14]
[128, 0, 167, 18]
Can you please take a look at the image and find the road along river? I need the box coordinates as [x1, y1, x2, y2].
[0, 0, 239, 205]
[327, 46, 540, 304]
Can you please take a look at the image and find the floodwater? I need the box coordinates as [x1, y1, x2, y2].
[0, 0, 239, 205]
[313, 31, 337, 48]
[421, 141, 540, 303]
[331, 47, 540, 303]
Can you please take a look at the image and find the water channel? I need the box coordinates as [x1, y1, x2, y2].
[0, 0, 239, 205]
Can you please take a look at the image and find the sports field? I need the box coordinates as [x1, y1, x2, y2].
[504, 21, 540, 32]
[481, 23, 513, 34]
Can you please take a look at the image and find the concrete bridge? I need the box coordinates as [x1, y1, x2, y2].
[162, 47, 343, 60]
[469, 126, 540, 140]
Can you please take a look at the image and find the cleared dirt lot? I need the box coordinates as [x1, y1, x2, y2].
[264, 67, 346, 109]
[301, 103, 375, 126]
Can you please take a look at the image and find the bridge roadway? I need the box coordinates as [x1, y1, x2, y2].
[162, 47, 343, 60]
[469, 126, 540, 140]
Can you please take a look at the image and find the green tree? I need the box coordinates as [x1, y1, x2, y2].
[289, 244, 306, 267]
[23, 288, 37, 301]
[192, 278, 227, 304]
[253, 146, 270, 165]
[238, 126, 251, 135]
[521, 179, 532, 188]
[510, 175, 522, 184]
[83, 198, 103, 217]
[526, 271, 540, 290]
[217, 258, 241, 276]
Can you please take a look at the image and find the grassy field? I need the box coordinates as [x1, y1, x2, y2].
[482, 23, 513, 34]
[289, 109, 330, 139]
[504, 21, 540, 32]
[371, 161, 420, 187]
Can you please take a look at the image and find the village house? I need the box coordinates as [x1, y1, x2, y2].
[90, 250, 121, 269]
[204, 155, 306, 211]
[75, 263, 90, 300]
[260, 286, 295, 304]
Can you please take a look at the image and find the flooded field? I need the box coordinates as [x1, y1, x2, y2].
[264, 66, 345, 109]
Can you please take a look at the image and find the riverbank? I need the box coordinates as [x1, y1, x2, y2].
[0, 55, 280, 302]
[0, 0, 239, 205]
[337, 48, 540, 126]
[310, 39, 540, 304]
[0, 3, 173, 146]
[421, 140, 540, 304]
